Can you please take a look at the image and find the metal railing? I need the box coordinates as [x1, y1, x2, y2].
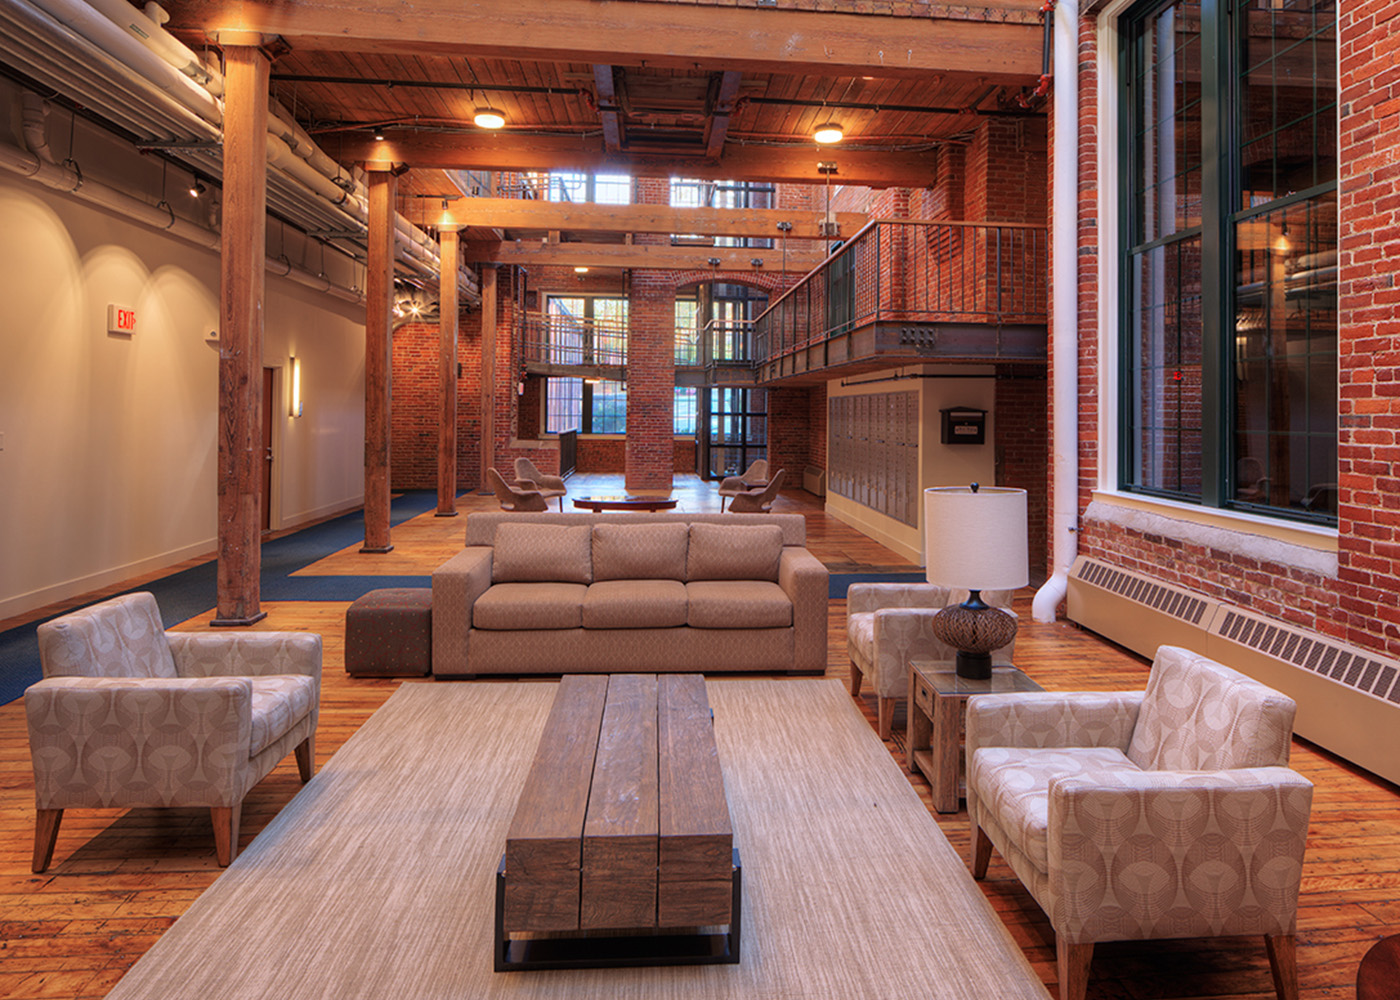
[752, 219, 1048, 363]
[520, 312, 628, 368]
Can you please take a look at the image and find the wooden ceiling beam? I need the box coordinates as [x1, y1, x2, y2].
[164, 0, 1043, 81]
[592, 65, 624, 153]
[704, 71, 743, 160]
[338, 131, 942, 188]
[405, 195, 865, 241]
[464, 240, 828, 273]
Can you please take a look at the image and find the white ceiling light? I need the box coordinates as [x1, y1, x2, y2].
[813, 122, 844, 144]
[473, 106, 506, 129]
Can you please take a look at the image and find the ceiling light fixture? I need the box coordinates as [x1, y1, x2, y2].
[189, 179, 206, 198]
[473, 106, 506, 129]
[373, 127, 385, 141]
[574, 266, 589, 274]
[813, 122, 844, 144]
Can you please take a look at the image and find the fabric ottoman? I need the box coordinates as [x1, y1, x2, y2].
[345, 588, 432, 676]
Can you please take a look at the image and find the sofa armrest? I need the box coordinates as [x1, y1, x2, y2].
[24, 676, 254, 809]
[432, 546, 493, 674]
[167, 632, 322, 680]
[1047, 766, 1313, 942]
[779, 546, 829, 672]
[966, 690, 1144, 755]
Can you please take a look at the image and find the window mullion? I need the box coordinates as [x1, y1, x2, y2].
[1198, 0, 1227, 506]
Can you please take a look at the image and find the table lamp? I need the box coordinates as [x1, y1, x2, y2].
[923, 484, 1028, 679]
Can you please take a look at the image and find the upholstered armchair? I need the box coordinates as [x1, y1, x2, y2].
[966, 645, 1313, 1000]
[717, 459, 769, 511]
[26, 592, 321, 871]
[513, 457, 566, 510]
[488, 467, 549, 512]
[846, 582, 1015, 738]
[727, 468, 785, 513]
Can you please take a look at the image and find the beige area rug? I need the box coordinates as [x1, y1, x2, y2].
[104, 679, 1049, 999]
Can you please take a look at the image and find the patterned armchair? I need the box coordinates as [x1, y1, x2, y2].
[966, 645, 1312, 1000]
[845, 582, 1015, 738]
[26, 592, 321, 871]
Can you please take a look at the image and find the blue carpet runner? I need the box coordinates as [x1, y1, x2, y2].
[0, 492, 438, 706]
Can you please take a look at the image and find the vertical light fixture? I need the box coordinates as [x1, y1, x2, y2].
[923, 484, 1028, 678]
[290, 356, 303, 417]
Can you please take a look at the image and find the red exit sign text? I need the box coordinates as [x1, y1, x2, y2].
[107, 305, 137, 335]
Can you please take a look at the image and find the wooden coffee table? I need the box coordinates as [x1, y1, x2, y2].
[572, 495, 679, 512]
[497, 673, 738, 970]
[906, 660, 1043, 813]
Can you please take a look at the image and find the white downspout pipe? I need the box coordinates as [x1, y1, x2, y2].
[1033, 0, 1081, 622]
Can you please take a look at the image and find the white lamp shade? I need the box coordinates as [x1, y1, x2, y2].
[923, 486, 1029, 591]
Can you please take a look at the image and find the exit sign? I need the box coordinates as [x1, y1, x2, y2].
[107, 304, 137, 335]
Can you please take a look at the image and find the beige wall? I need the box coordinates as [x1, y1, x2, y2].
[0, 172, 367, 618]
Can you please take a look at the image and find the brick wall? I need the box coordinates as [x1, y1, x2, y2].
[1071, 4, 1400, 655]
[390, 317, 485, 492]
[766, 386, 813, 476]
[996, 373, 1049, 578]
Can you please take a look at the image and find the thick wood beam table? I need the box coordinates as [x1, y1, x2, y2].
[497, 673, 738, 970]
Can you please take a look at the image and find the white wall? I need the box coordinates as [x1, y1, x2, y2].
[825, 365, 998, 564]
[0, 171, 367, 619]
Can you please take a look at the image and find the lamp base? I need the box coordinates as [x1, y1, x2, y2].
[931, 594, 1018, 681]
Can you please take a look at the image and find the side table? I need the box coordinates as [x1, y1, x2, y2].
[906, 659, 1043, 813]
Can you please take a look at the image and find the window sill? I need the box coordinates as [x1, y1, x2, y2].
[1085, 490, 1338, 576]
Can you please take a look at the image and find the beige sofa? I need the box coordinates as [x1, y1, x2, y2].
[432, 512, 829, 677]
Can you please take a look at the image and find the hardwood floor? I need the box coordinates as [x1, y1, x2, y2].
[1, 477, 1395, 999]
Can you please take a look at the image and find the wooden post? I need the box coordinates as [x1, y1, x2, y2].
[362, 166, 396, 552]
[479, 264, 498, 489]
[212, 42, 269, 627]
[436, 226, 460, 516]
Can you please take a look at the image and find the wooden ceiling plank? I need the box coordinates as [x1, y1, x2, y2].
[344, 130, 943, 188]
[409, 195, 865, 240]
[164, 0, 1043, 82]
[464, 239, 826, 272]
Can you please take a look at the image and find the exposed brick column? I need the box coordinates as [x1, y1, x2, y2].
[626, 270, 676, 490]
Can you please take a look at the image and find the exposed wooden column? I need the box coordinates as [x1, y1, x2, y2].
[436, 225, 460, 516]
[212, 41, 270, 627]
[362, 165, 397, 552]
[479, 265, 498, 489]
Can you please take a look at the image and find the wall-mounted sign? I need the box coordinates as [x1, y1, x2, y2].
[940, 407, 987, 445]
[107, 304, 137, 336]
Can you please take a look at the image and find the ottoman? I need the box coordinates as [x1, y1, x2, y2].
[345, 588, 432, 676]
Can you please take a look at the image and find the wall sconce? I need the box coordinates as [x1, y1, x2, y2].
[290, 356, 303, 417]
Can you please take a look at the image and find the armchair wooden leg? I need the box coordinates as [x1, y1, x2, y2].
[1265, 933, 1300, 1000]
[848, 662, 863, 698]
[972, 823, 993, 879]
[32, 808, 63, 874]
[211, 802, 243, 867]
[877, 696, 895, 739]
[1056, 939, 1094, 1000]
[295, 734, 316, 782]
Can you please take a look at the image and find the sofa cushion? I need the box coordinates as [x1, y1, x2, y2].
[969, 746, 1141, 872]
[583, 580, 689, 628]
[473, 582, 586, 630]
[492, 523, 592, 584]
[686, 523, 783, 581]
[592, 522, 688, 582]
[248, 674, 317, 756]
[686, 580, 793, 628]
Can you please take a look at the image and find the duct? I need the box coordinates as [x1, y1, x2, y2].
[0, 139, 364, 305]
[79, 0, 224, 95]
[23, 0, 222, 125]
[1032, 0, 1080, 623]
[20, 91, 55, 166]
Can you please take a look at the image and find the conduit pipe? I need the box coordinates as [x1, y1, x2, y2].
[0, 140, 364, 305]
[1032, 0, 1081, 623]
[20, 91, 55, 167]
[24, 0, 222, 125]
[84, 0, 224, 94]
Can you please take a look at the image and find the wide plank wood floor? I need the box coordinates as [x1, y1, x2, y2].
[0, 476, 1395, 999]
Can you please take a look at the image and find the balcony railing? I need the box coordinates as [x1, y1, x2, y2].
[520, 313, 628, 369]
[752, 219, 1048, 364]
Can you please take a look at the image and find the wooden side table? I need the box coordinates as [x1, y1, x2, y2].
[906, 660, 1043, 813]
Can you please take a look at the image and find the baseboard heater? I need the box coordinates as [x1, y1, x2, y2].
[1068, 555, 1400, 786]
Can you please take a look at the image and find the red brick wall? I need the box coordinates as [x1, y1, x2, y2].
[390, 317, 486, 492]
[578, 437, 625, 473]
[1071, 5, 1400, 655]
[996, 373, 1049, 579]
[766, 386, 813, 477]
[809, 383, 828, 469]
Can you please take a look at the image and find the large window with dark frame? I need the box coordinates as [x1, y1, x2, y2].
[543, 295, 630, 434]
[1119, 0, 1337, 520]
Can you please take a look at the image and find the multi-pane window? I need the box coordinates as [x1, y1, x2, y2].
[546, 377, 582, 434]
[669, 178, 775, 247]
[590, 380, 627, 434]
[674, 387, 698, 435]
[543, 295, 629, 434]
[675, 298, 700, 365]
[1120, 0, 1337, 520]
[546, 171, 631, 204]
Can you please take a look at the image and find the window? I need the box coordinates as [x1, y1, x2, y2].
[675, 298, 700, 365]
[674, 387, 697, 435]
[590, 380, 627, 434]
[543, 295, 629, 434]
[1119, 0, 1337, 520]
[669, 178, 775, 248]
[546, 171, 631, 204]
[546, 377, 582, 434]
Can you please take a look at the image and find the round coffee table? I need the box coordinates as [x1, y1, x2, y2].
[572, 495, 679, 512]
